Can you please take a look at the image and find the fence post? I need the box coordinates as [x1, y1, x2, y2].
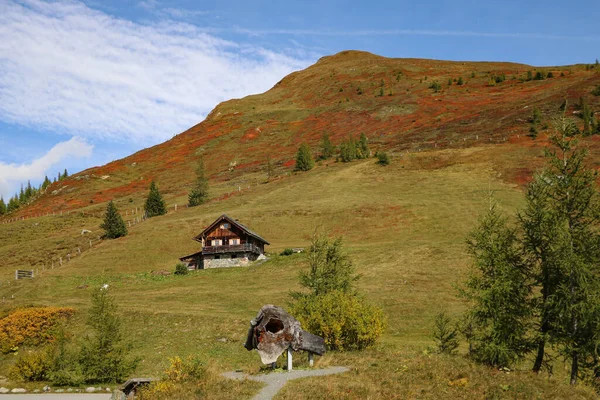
[59, 257, 62, 266]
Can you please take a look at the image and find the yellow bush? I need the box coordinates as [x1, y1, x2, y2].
[9, 349, 51, 382]
[0, 307, 75, 353]
[290, 290, 387, 351]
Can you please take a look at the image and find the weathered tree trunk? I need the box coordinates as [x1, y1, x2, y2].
[244, 305, 325, 365]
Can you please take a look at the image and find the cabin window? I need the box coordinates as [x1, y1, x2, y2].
[211, 239, 222, 246]
[230, 238, 240, 245]
[221, 223, 230, 229]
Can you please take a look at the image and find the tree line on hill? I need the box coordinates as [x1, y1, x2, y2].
[295, 133, 389, 172]
[0, 170, 68, 216]
[435, 113, 600, 388]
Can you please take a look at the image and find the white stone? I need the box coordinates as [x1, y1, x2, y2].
[86, 387, 96, 393]
[0, 388, 9, 394]
[67, 388, 73, 392]
[11, 388, 26, 393]
[43, 385, 51, 392]
[55, 389, 64, 393]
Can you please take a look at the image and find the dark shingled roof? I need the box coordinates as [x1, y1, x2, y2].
[193, 214, 270, 245]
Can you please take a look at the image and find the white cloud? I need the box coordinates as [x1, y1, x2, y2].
[0, 0, 313, 144]
[0, 136, 93, 199]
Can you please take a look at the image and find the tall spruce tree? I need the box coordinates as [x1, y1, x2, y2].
[100, 201, 127, 239]
[0, 197, 6, 215]
[461, 201, 532, 368]
[521, 116, 600, 384]
[144, 181, 167, 217]
[188, 156, 209, 207]
[42, 176, 51, 190]
[295, 143, 315, 171]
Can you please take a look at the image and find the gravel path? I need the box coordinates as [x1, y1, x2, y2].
[223, 367, 349, 400]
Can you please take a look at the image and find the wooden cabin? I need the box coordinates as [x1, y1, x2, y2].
[179, 214, 270, 269]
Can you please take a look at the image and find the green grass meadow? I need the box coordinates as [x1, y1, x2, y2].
[1, 147, 596, 398]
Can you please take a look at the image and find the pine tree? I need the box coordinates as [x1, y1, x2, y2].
[42, 176, 51, 190]
[294, 143, 314, 171]
[0, 197, 6, 215]
[100, 201, 127, 239]
[144, 181, 167, 217]
[461, 201, 532, 368]
[188, 156, 209, 207]
[319, 133, 335, 160]
[63, 169, 68, 179]
[7, 196, 19, 213]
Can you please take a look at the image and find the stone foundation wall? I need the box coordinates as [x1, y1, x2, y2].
[203, 257, 250, 269]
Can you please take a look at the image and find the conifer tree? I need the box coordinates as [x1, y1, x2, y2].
[188, 156, 209, 207]
[100, 201, 127, 239]
[521, 116, 600, 384]
[7, 196, 19, 213]
[63, 169, 69, 179]
[295, 143, 314, 171]
[319, 133, 335, 160]
[144, 181, 167, 217]
[0, 197, 6, 215]
[42, 176, 51, 190]
[461, 201, 532, 368]
[79, 286, 137, 383]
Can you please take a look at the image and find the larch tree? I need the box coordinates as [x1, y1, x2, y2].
[521, 116, 600, 384]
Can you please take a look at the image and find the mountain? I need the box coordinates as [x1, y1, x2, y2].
[7, 50, 600, 217]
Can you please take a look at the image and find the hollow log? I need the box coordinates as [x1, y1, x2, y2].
[244, 304, 325, 365]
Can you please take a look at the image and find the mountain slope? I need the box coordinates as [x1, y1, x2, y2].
[7, 50, 600, 217]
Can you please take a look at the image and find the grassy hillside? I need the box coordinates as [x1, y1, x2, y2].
[1, 145, 598, 397]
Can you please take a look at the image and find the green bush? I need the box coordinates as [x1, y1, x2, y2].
[280, 248, 294, 256]
[174, 263, 189, 275]
[592, 84, 600, 96]
[376, 152, 390, 166]
[9, 350, 51, 382]
[48, 324, 84, 386]
[290, 290, 386, 351]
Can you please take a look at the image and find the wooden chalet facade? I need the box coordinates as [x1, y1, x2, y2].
[179, 214, 269, 269]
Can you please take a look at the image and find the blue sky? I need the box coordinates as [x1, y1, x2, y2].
[0, 0, 599, 200]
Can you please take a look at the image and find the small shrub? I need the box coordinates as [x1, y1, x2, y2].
[592, 84, 600, 96]
[9, 350, 51, 382]
[376, 152, 390, 166]
[280, 248, 294, 256]
[429, 81, 442, 93]
[48, 323, 84, 386]
[174, 263, 189, 275]
[290, 290, 387, 351]
[164, 356, 206, 383]
[433, 312, 459, 354]
[457, 77, 464, 85]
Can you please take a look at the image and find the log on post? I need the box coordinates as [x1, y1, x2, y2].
[244, 305, 325, 367]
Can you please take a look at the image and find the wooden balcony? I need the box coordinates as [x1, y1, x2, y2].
[202, 243, 261, 255]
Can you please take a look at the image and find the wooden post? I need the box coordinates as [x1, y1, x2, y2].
[59, 257, 62, 266]
[175, 204, 177, 211]
[287, 347, 293, 371]
[67, 254, 70, 262]
[77, 247, 81, 254]
[308, 352, 314, 367]
[89, 240, 92, 248]
[271, 362, 276, 370]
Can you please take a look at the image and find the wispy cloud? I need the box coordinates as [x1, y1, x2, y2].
[138, 0, 208, 21]
[232, 27, 600, 42]
[0, 0, 313, 144]
[0, 136, 93, 199]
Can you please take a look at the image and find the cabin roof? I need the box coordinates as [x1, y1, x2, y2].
[193, 214, 270, 245]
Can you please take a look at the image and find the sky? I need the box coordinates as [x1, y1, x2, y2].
[0, 0, 599, 200]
